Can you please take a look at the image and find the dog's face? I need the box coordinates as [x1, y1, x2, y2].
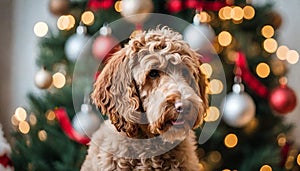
[92, 27, 208, 142]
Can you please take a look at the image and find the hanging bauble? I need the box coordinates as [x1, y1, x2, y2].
[183, 11, 215, 53]
[167, 0, 183, 13]
[92, 25, 120, 62]
[87, 0, 114, 11]
[121, 0, 154, 24]
[72, 103, 101, 137]
[49, 0, 70, 16]
[221, 83, 256, 127]
[34, 68, 53, 89]
[267, 11, 282, 29]
[269, 84, 297, 114]
[65, 24, 91, 61]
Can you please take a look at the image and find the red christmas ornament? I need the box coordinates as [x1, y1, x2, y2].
[269, 85, 297, 114]
[167, 0, 183, 13]
[87, 0, 114, 11]
[92, 25, 120, 62]
[185, 0, 198, 9]
[92, 36, 120, 62]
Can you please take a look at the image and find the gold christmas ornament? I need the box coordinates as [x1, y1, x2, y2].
[121, 0, 153, 24]
[49, 0, 70, 16]
[34, 68, 53, 89]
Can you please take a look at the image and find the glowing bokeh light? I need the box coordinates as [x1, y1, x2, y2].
[19, 121, 30, 134]
[218, 31, 232, 47]
[224, 133, 238, 148]
[46, 110, 56, 121]
[286, 50, 299, 64]
[52, 72, 66, 88]
[114, 1, 122, 12]
[57, 15, 75, 30]
[38, 130, 47, 141]
[256, 63, 270, 78]
[263, 38, 278, 53]
[81, 11, 94, 25]
[11, 115, 19, 126]
[260, 165, 272, 171]
[277, 133, 287, 147]
[15, 107, 27, 121]
[276, 45, 289, 60]
[243, 5, 255, 20]
[200, 11, 211, 23]
[200, 63, 213, 78]
[261, 25, 274, 38]
[223, 6, 232, 20]
[29, 114, 37, 126]
[204, 106, 220, 122]
[34, 22, 48, 37]
[231, 6, 244, 21]
[209, 79, 224, 94]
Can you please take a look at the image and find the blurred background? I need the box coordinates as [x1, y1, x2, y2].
[2, 0, 299, 146]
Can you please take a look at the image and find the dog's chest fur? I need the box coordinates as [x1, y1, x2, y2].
[81, 121, 200, 171]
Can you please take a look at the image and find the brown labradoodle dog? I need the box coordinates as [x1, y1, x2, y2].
[81, 27, 208, 171]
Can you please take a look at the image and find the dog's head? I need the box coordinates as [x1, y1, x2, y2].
[92, 27, 208, 142]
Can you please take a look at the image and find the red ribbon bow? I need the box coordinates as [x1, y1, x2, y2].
[235, 52, 269, 98]
[54, 108, 90, 145]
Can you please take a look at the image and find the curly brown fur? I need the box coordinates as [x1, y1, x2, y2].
[82, 27, 208, 171]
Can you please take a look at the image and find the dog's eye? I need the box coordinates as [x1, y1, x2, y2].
[149, 70, 160, 79]
[182, 68, 190, 77]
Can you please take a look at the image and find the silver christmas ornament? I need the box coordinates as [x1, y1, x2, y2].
[221, 83, 255, 128]
[183, 12, 215, 53]
[34, 68, 53, 89]
[72, 103, 101, 137]
[65, 24, 91, 61]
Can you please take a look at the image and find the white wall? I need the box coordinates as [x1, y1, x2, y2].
[1, 0, 55, 133]
[11, 0, 56, 107]
[0, 0, 13, 132]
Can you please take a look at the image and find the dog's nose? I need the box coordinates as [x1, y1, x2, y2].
[175, 101, 184, 113]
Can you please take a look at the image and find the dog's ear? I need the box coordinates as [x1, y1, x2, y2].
[91, 47, 141, 137]
[190, 57, 209, 129]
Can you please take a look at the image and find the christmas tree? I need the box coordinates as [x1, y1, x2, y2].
[10, 0, 300, 170]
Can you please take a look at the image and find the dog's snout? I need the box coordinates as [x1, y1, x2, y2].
[175, 101, 184, 113]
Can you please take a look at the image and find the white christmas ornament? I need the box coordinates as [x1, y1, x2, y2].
[72, 103, 101, 137]
[65, 25, 91, 61]
[121, 0, 154, 24]
[183, 12, 215, 53]
[221, 83, 255, 128]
